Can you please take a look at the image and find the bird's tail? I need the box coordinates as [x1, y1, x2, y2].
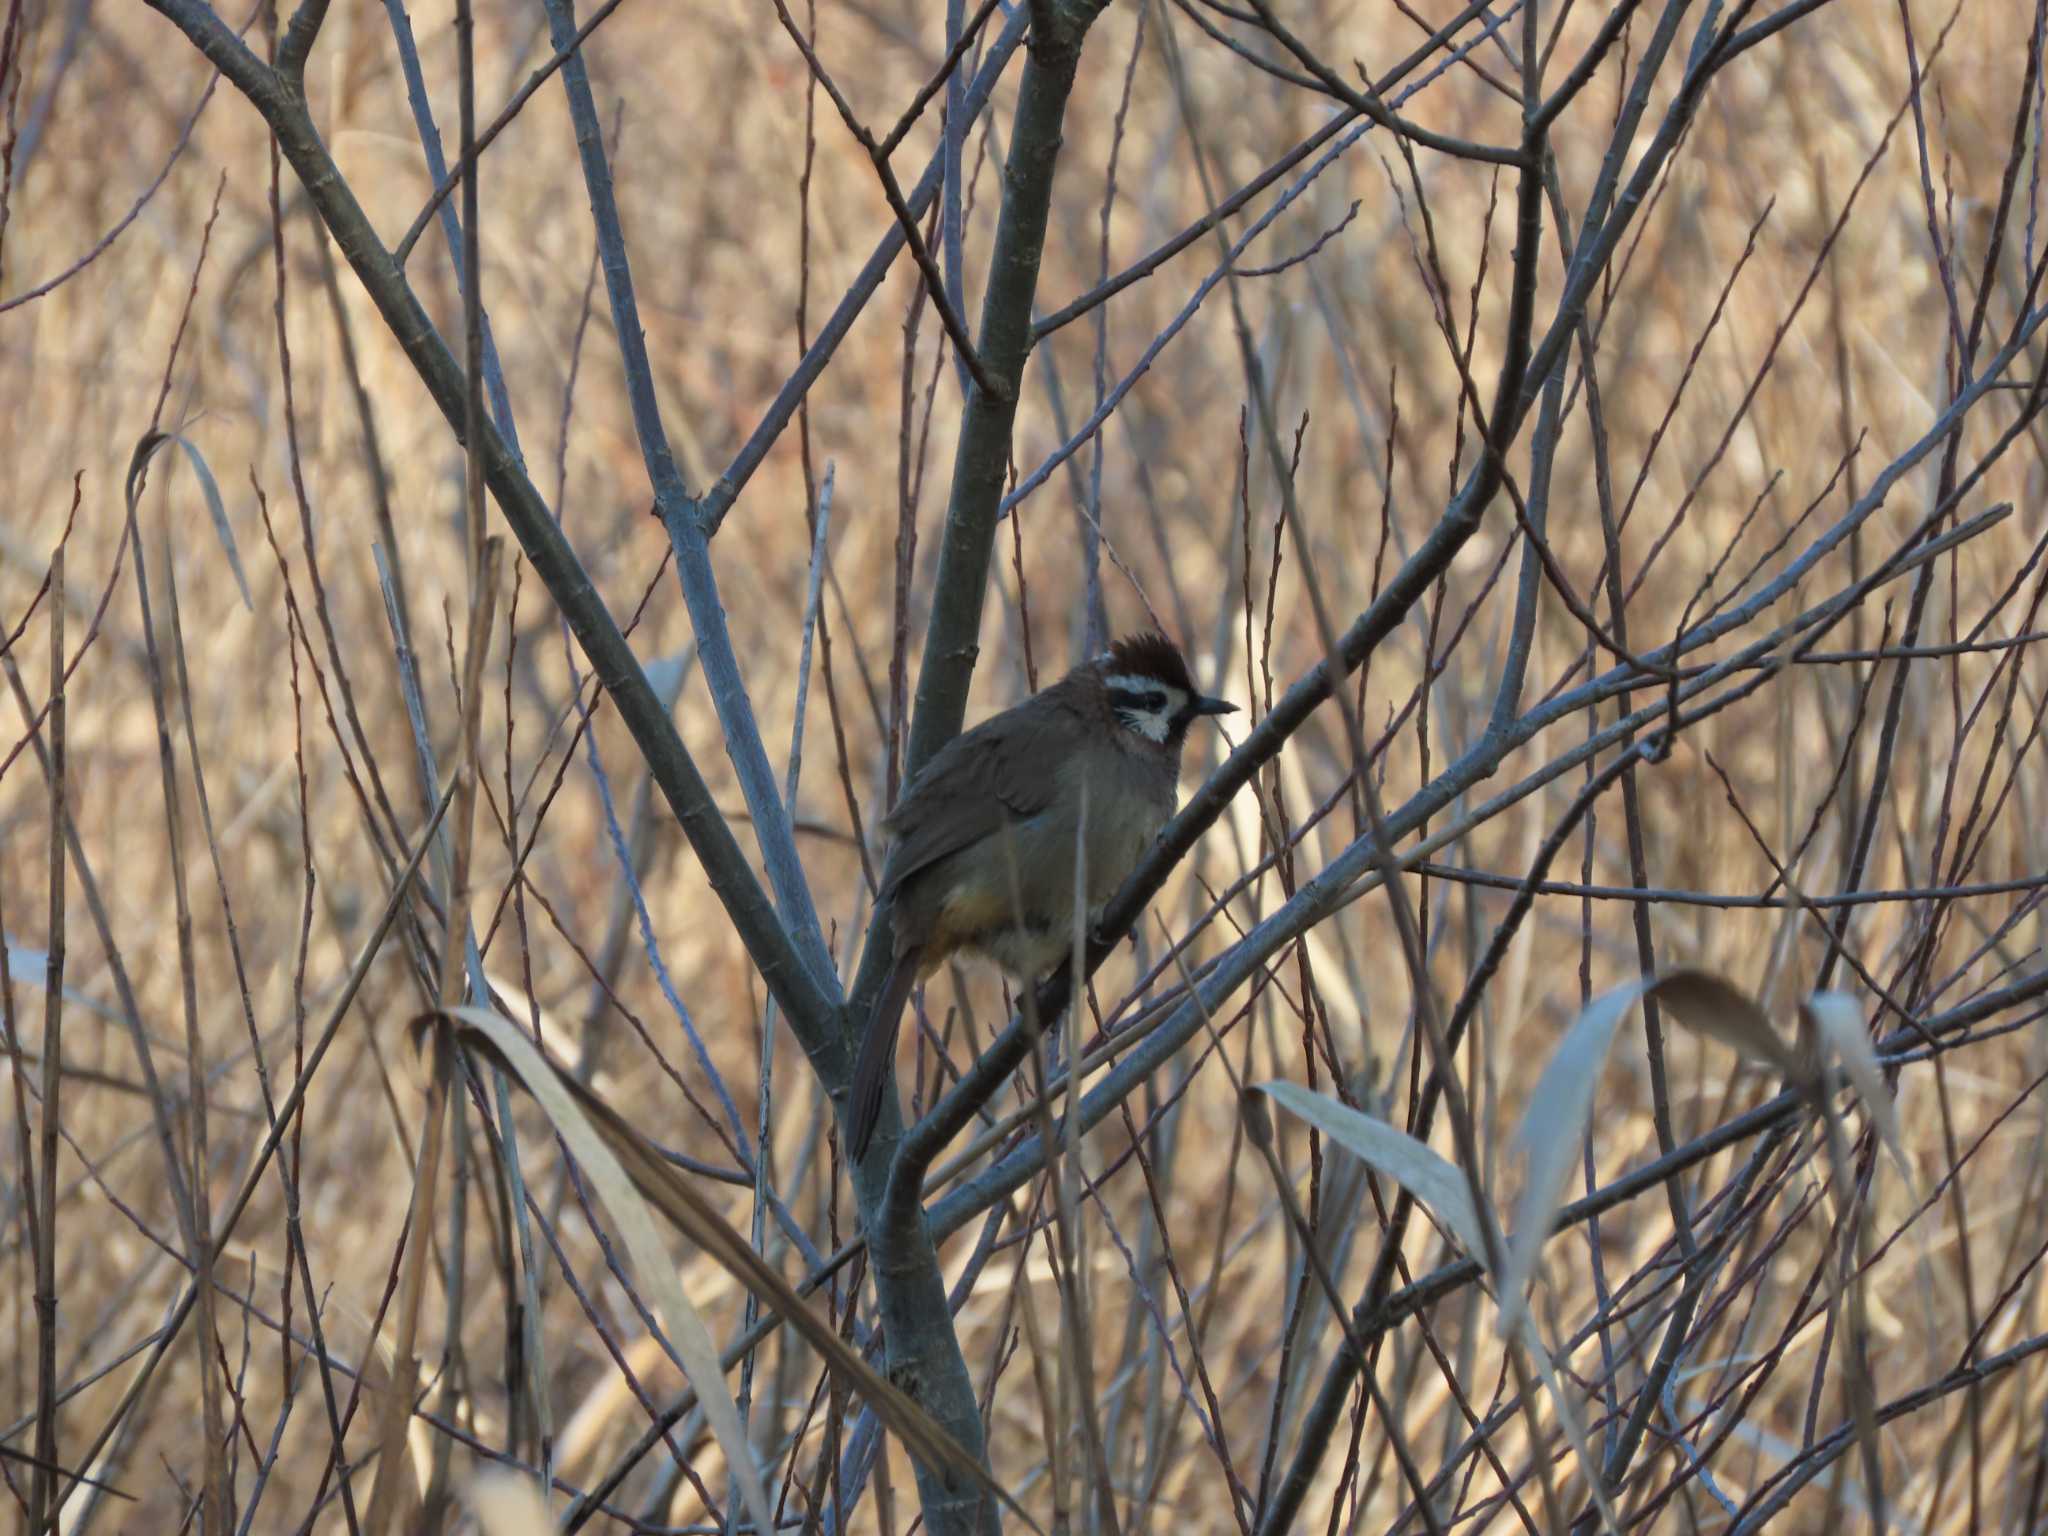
[847, 949, 920, 1160]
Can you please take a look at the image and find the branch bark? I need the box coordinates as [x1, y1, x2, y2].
[837, 3, 1111, 1530]
[137, 0, 840, 1054]
[534, 0, 843, 1003]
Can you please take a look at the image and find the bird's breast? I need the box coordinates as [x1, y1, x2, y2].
[1064, 750, 1175, 901]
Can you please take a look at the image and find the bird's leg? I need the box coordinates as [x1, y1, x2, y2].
[1036, 983, 1066, 1074]
[1015, 966, 1078, 1122]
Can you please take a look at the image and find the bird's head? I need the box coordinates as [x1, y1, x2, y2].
[1095, 632, 1237, 747]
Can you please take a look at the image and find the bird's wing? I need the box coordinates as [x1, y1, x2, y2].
[878, 707, 1065, 904]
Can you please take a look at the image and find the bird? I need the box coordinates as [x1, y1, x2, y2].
[847, 632, 1236, 1158]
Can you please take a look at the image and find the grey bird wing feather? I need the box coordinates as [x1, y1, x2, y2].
[878, 705, 1067, 908]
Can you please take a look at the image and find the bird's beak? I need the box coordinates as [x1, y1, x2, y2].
[1195, 695, 1238, 717]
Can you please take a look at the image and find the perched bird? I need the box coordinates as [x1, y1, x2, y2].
[848, 633, 1236, 1157]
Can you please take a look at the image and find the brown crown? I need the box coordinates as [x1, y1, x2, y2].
[1102, 632, 1198, 693]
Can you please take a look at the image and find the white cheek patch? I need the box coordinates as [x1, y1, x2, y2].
[1118, 708, 1171, 742]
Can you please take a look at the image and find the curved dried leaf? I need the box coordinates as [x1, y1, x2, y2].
[1647, 968, 1809, 1085]
[126, 430, 253, 611]
[434, 1007, 1036, 1533]
[1521, 1333, 1625, 1536]
[1802, 991, 1916, 1192]
[1256, 1080, 1488, 1260]
[437, 1005, 774, 1536]
[1498, 977, 1654, 1334]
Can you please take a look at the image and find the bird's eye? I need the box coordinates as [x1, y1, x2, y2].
[1109, 685, 1168, 715]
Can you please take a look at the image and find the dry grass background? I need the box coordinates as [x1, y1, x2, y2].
[3, 0, 2048, 1530]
